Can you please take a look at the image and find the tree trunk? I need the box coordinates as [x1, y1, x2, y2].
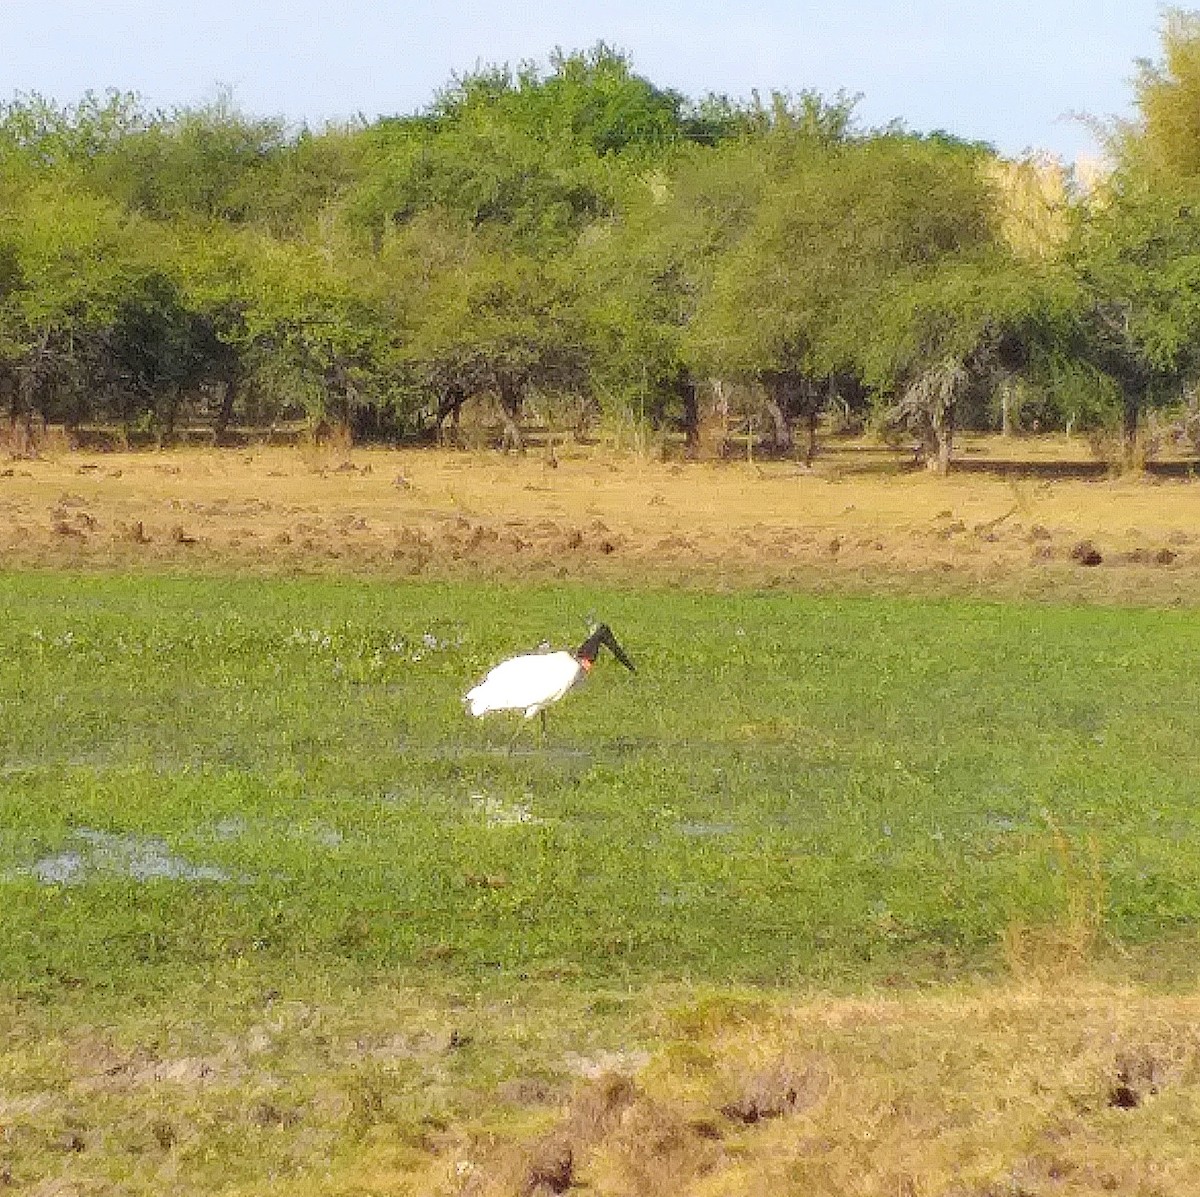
[918, 387, 956, 475]
[933, 426, 952, 474]
[930, 404, 954, 475]
[14, 351, 39, 458]
[498, 382, 524, 453]
[763, 393, 793, 453]
[804, 407, 819, 466]
[761, 373, 796, 454]
[215, 378, 238, 443]
[679, 378, 699, 458]
[1122, 393, 1141, 470]
[435, 386, 466, 445]
[709, 378, 730, 457]
[0, 373, 15, 451]
[159, 388, 180, 448]
[999, 378, 1015, 437]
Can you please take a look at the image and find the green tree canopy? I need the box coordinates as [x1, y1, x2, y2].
[689, 133, 999, 458]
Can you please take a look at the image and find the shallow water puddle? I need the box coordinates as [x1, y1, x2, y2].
[18, 828, 234, 885]
[211, 814, 343, 847]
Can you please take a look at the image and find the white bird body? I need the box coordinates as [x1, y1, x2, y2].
[465, 650, 587, 719]
[464, 623, 634, 742]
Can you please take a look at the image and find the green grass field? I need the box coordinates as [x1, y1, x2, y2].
[3, 570, 1200, 999]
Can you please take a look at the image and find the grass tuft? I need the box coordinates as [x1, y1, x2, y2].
[1002, 815, 1108, 981]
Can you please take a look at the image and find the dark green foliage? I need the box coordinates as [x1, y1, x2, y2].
[399, 237, 591, 445]
[4, 25, 1200, 453]
[431, 44, 690, 157]
[93, 100, 289, 223]
[348, 46, 676, 248]
[694, 135, 996, 384]
[1067, 180, 1200, 437]
[0, 89, 149, 172]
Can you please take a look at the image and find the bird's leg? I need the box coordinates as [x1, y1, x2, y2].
[506, 719, 526, 756]
[539, 709, 548, 743]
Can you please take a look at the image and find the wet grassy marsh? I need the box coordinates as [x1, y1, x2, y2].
[2, 571, 1200, 994]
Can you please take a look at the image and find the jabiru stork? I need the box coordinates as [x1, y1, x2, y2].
[465, 623, 635, 744]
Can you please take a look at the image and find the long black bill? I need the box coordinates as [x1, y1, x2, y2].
[577, 623, 636, 672]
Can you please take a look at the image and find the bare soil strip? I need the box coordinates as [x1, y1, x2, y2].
[3, 438, 1200, 602]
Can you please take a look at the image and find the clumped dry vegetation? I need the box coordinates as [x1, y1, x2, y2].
[4, 439, 1200, 603]
[11, 978, 1200, 1196]
[485, 985, 1200, 1197]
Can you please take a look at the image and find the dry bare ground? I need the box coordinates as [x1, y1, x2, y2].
[2, 435, 1200, 602]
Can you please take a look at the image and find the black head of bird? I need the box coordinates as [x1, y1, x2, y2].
[575, 623, 636, 673]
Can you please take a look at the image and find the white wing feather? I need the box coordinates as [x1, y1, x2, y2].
[465, 651, 584, 718]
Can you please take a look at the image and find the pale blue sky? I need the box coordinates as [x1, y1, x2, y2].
[0, 1, 1169, 161]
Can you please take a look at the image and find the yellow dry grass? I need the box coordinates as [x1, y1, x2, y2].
[2, 435, 1200, 602]
[278, 979, 1200, 1197]
[15, 974, 1200, 1196]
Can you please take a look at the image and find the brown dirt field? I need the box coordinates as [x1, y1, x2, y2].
[3, 435, 1200, 602]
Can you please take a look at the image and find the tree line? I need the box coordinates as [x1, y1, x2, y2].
[5, 16, 1200, 470]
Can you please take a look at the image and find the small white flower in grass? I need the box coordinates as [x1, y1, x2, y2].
[471, 792, 541, 828]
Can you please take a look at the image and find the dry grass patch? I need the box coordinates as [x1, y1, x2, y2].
[9, 978, 1200, 1195]
[3, 437, 1200, 599]
[433, 981, 1200, 1197]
